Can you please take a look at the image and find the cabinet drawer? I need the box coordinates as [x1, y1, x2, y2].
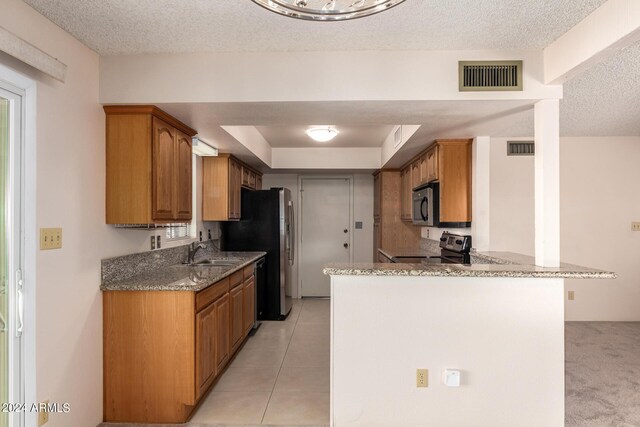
[196, 277, 230, 312]
[243, 264, 255, 280]
[229, 270, 243, 289]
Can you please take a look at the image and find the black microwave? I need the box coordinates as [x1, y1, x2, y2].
[412, 183, 439, 227]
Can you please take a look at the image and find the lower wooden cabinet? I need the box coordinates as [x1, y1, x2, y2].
[103, 261, 258, 424]
[215, 293, 230, 373]
[243, 275, 255, 335]
[230, 284, 244, 352]
[196, 302, 217, 400]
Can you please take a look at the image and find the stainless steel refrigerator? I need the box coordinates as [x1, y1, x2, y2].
[221, 187, 293, 320]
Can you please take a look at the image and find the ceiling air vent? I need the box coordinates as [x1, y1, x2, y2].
[459, 61, 523, 92]
[507, 141, 535, 156]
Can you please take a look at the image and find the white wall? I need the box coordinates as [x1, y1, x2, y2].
[489, 137, 535, 256]
[560, 137, 640, 321]
[489, 136, 640, 321]
[331, 275, 565, 426]
[262, 173, 374, 298]
[0, 2, 211, 425]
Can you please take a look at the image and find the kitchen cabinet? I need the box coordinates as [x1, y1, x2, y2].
[202, 154, 263, 221]
[103, 261, 259, 424]
[230, 283, 244, 353]
[400, 166, 412, 222]
[419, 154, 428, 184]
[243, 272, 255, 335]
[105, 105, 196, 224]
[215, 293, 230, 373]
[399, 139, 472, 226]
[372, 171, 421, 259]
[256, 175, 263, 190]
[195, 302, 217, 399]
[411, 160, 420, 189]
[425, 145, 439, 183]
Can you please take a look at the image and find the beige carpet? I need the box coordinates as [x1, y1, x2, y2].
[566, 322, 640, 426]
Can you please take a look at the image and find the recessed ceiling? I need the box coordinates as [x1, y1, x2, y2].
[23, 0, 606, 55]
[256, 125, 394, 148]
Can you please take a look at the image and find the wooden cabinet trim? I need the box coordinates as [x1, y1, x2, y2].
[104, 105, 196, 136]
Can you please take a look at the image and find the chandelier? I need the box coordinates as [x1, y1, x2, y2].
[250, 0, 407, 21]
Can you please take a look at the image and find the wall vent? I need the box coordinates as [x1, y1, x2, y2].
[459, 61, 523, 91]
[507, 141, 535, 156]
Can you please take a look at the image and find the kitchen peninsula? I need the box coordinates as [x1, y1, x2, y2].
[324, 255, 614, 426]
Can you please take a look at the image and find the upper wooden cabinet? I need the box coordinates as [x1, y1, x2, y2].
[399, 139, 472, 225]
[105, 106, 196, 225]
[202, 154, 263, 221]
[373, 171, 421, 257]
[400, 166, 412, 222]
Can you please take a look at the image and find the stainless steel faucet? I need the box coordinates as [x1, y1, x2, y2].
[186, 242, 207, 264]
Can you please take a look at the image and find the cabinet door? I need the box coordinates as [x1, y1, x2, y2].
[426, 146, 439, 182]
[373, 222, 381, 260]
[152, 117, 176, 220]
[228, 159, 242, 220]
[195, 303, 217, 399]
[230, 285, 244, 352]
[175, 130, 192, 220]
[373, 173, 381, 221]
[419, 154, 428, 185]
[241, 166, 250, 187]
[400, 167, 411, 221]
[249, 171, 256, 189]
[411, 160, 420, 189]
[256, 175, 262, 190]
[243, 276, 255, 336]
[215, 294, 230, 372]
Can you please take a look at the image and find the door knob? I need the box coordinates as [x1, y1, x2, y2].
[343, 243, 349, 248]
[343, 229, 348, 233]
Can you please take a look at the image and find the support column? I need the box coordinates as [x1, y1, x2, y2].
[534, 99, 560, 267]
[471, 136, 491, 252]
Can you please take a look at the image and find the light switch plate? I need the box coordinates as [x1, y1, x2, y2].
[38, 400, 49, 426]
[40, 228, 62, 250]
[443, 369, 461, 387]
[568, 290, 575, 301]
[632, 222, 640, 231]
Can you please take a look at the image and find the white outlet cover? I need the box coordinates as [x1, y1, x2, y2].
[443, 369, 461, 387]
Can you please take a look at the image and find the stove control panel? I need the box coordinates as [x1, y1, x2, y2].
[439, 232, 472, 253]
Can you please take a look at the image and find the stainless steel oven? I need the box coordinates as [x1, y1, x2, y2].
[412, 183, 439, 227]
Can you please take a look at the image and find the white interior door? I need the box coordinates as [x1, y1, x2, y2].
[300, 178, 351, 297]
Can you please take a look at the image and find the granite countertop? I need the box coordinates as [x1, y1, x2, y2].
[378, 247, 440, 260]
[100, 251, 266, 292]
[324, 250, 616, 280]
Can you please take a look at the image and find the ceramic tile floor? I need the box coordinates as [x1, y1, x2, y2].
[190, 298, 330, 426]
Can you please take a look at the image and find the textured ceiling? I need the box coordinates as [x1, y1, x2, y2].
[560, 41, 640, 137]
[22, 0, 607, 55]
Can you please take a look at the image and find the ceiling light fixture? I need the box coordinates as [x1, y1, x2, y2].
[250, 0, 407, 21]
[192, 137, 219, 156]
[306, 126, 339, 142]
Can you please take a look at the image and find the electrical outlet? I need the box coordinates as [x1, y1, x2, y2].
[40, 228, 62, 250]
[416, 369, 429, 387]
[38, 400, 49, 426]
[632, 222, 640, 231]
[150, 235, 156, 250]
[568, 291, 575, 301]
[156, 235, 161, 249]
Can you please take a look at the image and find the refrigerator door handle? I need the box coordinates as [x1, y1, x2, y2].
[288, 201, 295, 265]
